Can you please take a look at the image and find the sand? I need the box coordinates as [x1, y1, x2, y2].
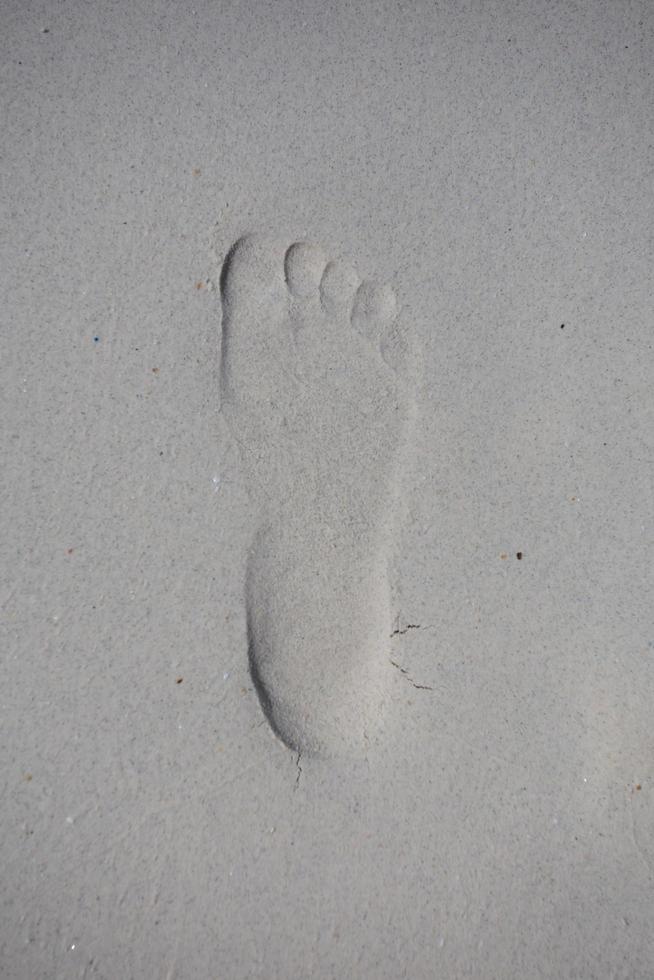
[2, 1, 653, 977]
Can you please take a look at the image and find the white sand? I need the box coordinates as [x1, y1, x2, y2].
[2, 1, 653, 977]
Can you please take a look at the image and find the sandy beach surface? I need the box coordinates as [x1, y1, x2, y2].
[2, 1, 653, 977]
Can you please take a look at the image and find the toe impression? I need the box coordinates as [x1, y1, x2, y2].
[320, 259, 360, 315]
[285, 242, 327, 299]
[351, 280, 397, 345]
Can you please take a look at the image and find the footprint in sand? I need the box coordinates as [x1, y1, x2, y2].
[219, 235, 415, 756]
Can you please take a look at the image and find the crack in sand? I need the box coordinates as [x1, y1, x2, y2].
[389, 658, 433, 691]
[390, 623, 422, 636]
[294, 750, 303, 790]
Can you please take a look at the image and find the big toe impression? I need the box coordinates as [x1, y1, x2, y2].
[221, 235, 286, 312]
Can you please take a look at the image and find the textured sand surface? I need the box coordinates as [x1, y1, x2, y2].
[2, 1, 653, 977]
